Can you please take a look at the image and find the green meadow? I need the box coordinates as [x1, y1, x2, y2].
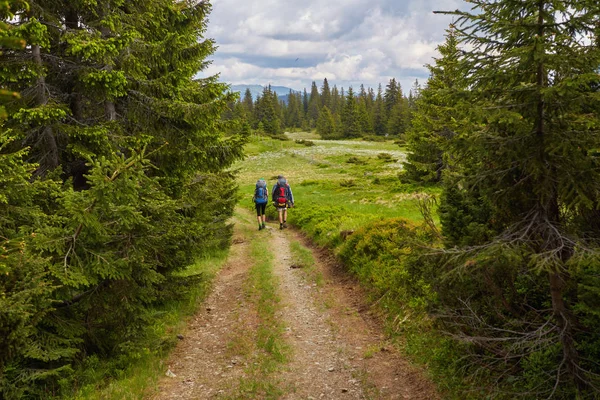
[237, 132, 440, 233]
[237, 132, 472, 398]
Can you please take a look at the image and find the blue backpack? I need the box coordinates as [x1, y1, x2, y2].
[254, 179, 268, 204]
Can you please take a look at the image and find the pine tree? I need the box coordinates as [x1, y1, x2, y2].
[302, 88, 309, 115]
[331, 85, 341, 114]
[384, 78, 409, 136]
[307, 81, 320, 128]
[373, 84, 386, 135]
[438, 1, 600, 395]
[404, 28, 465, 182]
[242, 88, 254, 124]
[285, 89, 302, 128]
[321, 78, 331, 110]
[316, 106, 336, 139]
[384, 78, 401, 116]
[0, 0, 245, 395]
[255, 85, 281, 135]
[357, 95, 372, 135]
[341, 87, 361, 138]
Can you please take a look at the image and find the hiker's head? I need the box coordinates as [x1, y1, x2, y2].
[277, 175, 284, 179]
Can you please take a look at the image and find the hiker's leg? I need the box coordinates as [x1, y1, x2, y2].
[278, 209, 284, 224]
[260, 205, 266, 227]
[256, 205, 263, 229]
[283, 209, 288, 222]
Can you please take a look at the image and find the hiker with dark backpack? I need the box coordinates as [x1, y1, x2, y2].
[271, 175, 294, 230]
[253, 178, 269, 230]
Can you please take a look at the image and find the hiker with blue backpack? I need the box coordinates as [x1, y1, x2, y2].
[272, 175, 294, 230]
[253, 178, 269, 230]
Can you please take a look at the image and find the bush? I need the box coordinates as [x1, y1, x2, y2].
[377, 152, 394, 161]
[294, 139, 315, 147]
[338, 218, 438, 317]
[346, 156, 366, 165]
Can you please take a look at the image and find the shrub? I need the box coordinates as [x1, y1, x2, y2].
[294, 139, 315, 147]
[346, 156, 366, 165]
[377, 152, 394, 161]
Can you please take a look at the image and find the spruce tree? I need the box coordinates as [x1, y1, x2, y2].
[307, 81, 320, 128]
[242, 88, 254, 124]
[316, 105, 336, 139]
[373, 84, 386, 135]
[341, 87, 361, 138]
[438, 1, 600, 395]
[357, 96, 373, 135]
[0, 0, 245, 395]
[331, 84, 340, 114]
[404, 27, 466, 182]
[384, 78, 409, 136]
[321, 78, 331, 110]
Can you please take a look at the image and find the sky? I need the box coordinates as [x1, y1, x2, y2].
[200, 0, 466, 94]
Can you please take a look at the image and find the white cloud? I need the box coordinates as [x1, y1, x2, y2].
[202, 0, 467, 92]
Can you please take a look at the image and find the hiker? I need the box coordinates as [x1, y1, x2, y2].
[253, 178, 269, 230]
[272, 175, 294, 230]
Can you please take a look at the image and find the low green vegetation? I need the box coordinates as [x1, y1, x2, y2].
[238, 134, 438, 235]
[289, 241, 323, 287]
[227, 224, 290, 399]
[65, 250, 229, 400]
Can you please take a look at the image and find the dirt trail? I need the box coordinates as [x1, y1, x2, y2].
[150, 225, 254, 399]
[150, 212, 439, 399]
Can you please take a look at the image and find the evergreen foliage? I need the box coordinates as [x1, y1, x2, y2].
[307, 81, 320, 128]
[341, 87, 361, 138]
[0, 0, 245, 397]
[315, 106, 336, 139]
[231, 77, 413, 140]
[432, 1, 600, 397]
[404, 28, 467, 182]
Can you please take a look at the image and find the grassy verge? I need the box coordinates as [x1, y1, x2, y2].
[225, 223, 290, 399]
[65, 250, 229, 400]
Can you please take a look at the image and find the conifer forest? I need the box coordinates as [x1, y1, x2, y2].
[1, 0, 600, 399]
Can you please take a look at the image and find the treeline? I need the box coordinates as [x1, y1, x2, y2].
[227, 78, 417, 139]
[0, 0, 244, 398]
[399, 1, 600, 398]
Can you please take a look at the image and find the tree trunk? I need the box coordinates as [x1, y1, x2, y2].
[100, 25, 116, 121]
[65, 9, 84, 122]
[535, 1, 584, 390]
[32, 44, 59, 172]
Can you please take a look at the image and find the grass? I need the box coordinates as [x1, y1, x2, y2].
[237, 132, 438, 231]
[289, 240, 323, 287]
[235, 131, 475, 399]
[67, 249, 229, 400]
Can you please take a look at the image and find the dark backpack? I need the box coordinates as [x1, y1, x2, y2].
[254, 180, 268, 204]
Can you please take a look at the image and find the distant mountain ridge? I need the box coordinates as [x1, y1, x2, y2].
[230, 84, 300, 102]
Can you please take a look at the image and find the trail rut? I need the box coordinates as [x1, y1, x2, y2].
[149, 211, 439, 399]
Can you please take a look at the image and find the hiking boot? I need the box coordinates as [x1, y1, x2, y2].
[262, 223, 266, 229]
[279, 224, 283, 230]
[258, 225, 262, 231]
[283, 222, 287, 228]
